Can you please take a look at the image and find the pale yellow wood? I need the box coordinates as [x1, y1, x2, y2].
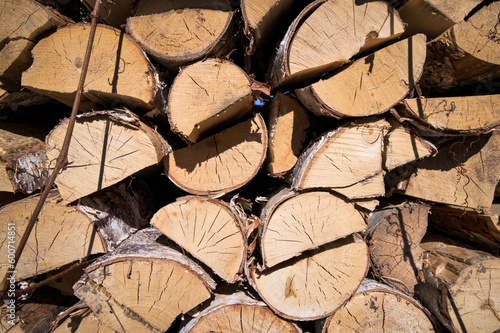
[0, 161, 11, 192]
[126, 10, 234, 69]
[404, 95, 500, 132]
[333, 172, 386, 199]
[297, 34, 427, 118]
[167, 59, 253, 143]
[0, 39, 35, 89]
[45, 110, 168, 203]
[0, 190, 106, 281]
[134, 0, 231, 16]
[260, 190, 366, 268]
[284, 0, 404, 85]
[151, 196, 246, 283]
[54, 310, 115, 333]
[267, 92, 309, 176]
[324, 279, 435, 332]
[400, 132, 500, 211]
[22, 24, 160, 112]
[166, 113, 267, 196]
[180, 292, 302, 333]
[248, 238, 369, 320]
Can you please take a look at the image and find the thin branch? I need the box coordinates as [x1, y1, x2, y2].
[0, 0, 104, 296]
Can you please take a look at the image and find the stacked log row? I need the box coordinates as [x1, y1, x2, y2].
[1, 0, 500, 332]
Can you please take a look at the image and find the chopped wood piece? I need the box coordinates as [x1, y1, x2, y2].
[0, 122, 48, 193]
[45, 109, 170, 203]
[398, 0, 481, 40]
[54, 308, 115, 333]
[248, 237, 369, 320]
[367, 202, 429, 294]
[0, 89, 53, 112]
[259, 188, 366, 269]
[397, 132, 500, 211]
[267, 92, 309, 177]
[74, 228, 216, 333]
[270, 0, 405, 88]
[166, 113, 267, 197]
[0, 39, 35, 91]
[417, 241, 500, 332]
[180, 292, 302, 332]
[22, 24, 163, 112]
[167, 59, 253, 143]
[296, 34, 427, 118]
[421, 1, 500, 93]
[429, 205, 500, 255]
[0, 190, 106, 281]
[241, 0, 296, 53]
[134, 0, 232, 16]
[126, 10, 237, 69]
[321, 279, 436, 332]
[404, 95, 500, 133]
[151, 195, 247, 283]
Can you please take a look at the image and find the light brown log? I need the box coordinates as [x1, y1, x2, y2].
[54, 308, 115, 333]
[0, 190, 106, 281]
[417, 241, 500, 332]
[366, 202, 429, 294]
[320, 279, 436, 332]
[421, 1, 500, 93]
[179, 292, 302, 333]
[45, 109, 170, 203]
[397, 131, 500, 211]
[398, 0, 481, 40]
[270, 0, 405, 88]
[0, 39, 35, 91]
[259, 188, 366, 269]
[151, 195, 247, 283]
[0, 122, 48, 194]
[296, 34, 427, 118]
[0, 89, 53, 112]
[403, 94, 500, 133]
[267, 92, 309, 177]
[126, 10, 237, 69]
[166, 113, 267, 197]
[133, 0, 232, 16]
[73, 228, 216, 333]
[167, 59, 254, 143]
[247, 236, 369, 321]
[21, 24, 163, 112]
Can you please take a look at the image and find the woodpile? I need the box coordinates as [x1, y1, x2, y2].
[1, 0, 500, 332]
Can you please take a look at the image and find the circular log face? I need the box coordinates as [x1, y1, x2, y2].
[151, 196, 246, 283]
[250, 239, 369, 320]
[261, 191, 366, 268]
[324, 290, 435, 332]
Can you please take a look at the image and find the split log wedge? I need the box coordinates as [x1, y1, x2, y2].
[296, 34, 427, 118]
[54, 308, 115, 333]
[259, 188, 366, 269]
[166, 113, 267, 197]
[45, 110, 170, 203]
[73, 228, 216, 333]
[417, 241, 500, 332]
[247, 236, 369, 320]
[270, 0, 405, 88]
[151, 195, 247, 283]
[397, 131, 500, 211]
[320, 279, 436, 332]
[21, 24, 163, 112]
[126, 10, 236, 69]
[366, 202, 429, 294]
[0, 190, 106, 281]
[167, 59, 254, 143]
[179, 292, 302, 333]
[403, 94, 500, 133]
[421, 1, 500, 93]
[133, 0, 232, 16]
[267, 92, 309, 177]
[0, 39, 35, 91]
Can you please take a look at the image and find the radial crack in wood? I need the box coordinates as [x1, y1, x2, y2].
[260, 188, 366, 269]
[166, 113, 267, 197]
[53, 308, 115, 333]
[151, 195, 247, 283]
[45, 109, 170, 203]
[167, 59, 254, 143]
[296, 34, 427, 118]
[73, 228, 216, 333]
[133, 0, 232, 16]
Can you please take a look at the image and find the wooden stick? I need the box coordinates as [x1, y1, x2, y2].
[0, 0, 103, 296]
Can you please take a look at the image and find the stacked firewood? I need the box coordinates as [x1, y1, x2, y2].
[1, 0, 499, 332]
